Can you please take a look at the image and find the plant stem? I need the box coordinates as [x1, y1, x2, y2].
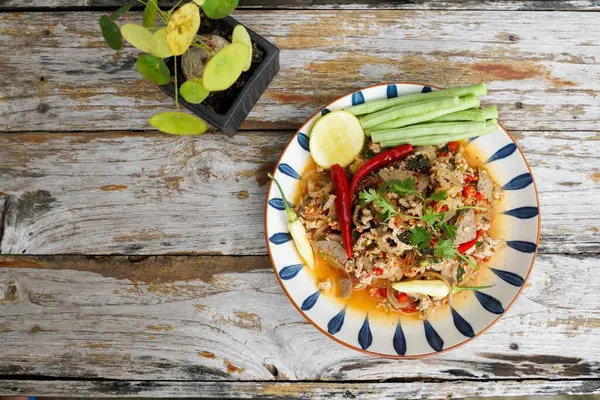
[458, 253, 478, 270]
[456, 206, 488, 211]
[170, 0, 185, 12]
[174, 55, 179, 109]
[191, 41, 215, 55]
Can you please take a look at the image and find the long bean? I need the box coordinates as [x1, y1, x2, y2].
[371, 121, 486, 143]
[360, 96, 461, 130]
[345, 83, 487, 116]
[430, 105, 498, 122]
[379, 119, 498, 147]
[367, 95, 480, 132]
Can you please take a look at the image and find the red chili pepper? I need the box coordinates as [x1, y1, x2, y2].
[448, 141, 460, 152]
[397, 292, 409, 303]
[465, 175, 474, 184]
[438, 151, 449, 157]
[330, 164, 353, 259]
[372, 267, 384, 276]
[474, 191, 485, 202]
[462, 185, 476, 198]
[377, 288, 387, 297]
[429, 238, 438, 248]
[349, 144, 414, 196]
[457, 230, 484, 254]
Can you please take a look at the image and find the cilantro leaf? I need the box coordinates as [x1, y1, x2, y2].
[422, 208, 440, 228]
[457, 265, 465, 283]
[442, 223, 457, 240]
[434, 239, 457, 259]
[359, 188, 379, 205]
[428, 190, 447, 202]
[389, 178, 421, 198]
[409, 227, 432, 250]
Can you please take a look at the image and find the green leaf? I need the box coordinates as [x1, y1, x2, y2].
[166, 3, 201, 56]
[202, 0, 239, 19]
[151, 28, 173, 58]
[389, 178, 422, 199]
[149, 112, 208, 135]
[111, 3, 133, 20]
[443, 223, 457, 240]
[136, 54, 171, 85]
[143, 0, 158, 28]
[121, 23, 156, 52]
[193, 0, 205, 5]
[457, 265, 465, 283]
[359, 189, 379, 205]
[434, 239, 457, 259]
[422, 208, 440, 228]
[428, 190, 447, 202]
[99, 15, 123, 50]
[181, 79, 210, 104]
[202, 43, 249, 91]
[232, 24, 252, 71]
[409, 227, 432, 250]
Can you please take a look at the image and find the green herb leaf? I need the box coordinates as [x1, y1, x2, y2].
[457, 265, 465, 283]
[359, 188, 379, 205]
[99, 15, 123, 50]
[422, 208, 439, 228]
[149, 111, 208, 135]
[389, 178, 419, 197]
[409, 227, 432, 250]
[442, 223, 457, 240]
[359, 188, 396, 221]
[136, 54, 171, 85]
[143, 0, 158, 28]
[202, 0, 239, 19]
[180, 78, 210, 104]
[111, 3, 133, 20]
[434, 239, 457, 259]
[428, 190, 447, 201]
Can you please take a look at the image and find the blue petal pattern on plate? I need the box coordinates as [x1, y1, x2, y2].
[268, 198, 290, 211]
[297, 133, 310, 152]
[269, 232, 291, 245]
[451, 308, 475, 338]
[386, 84, 398, 99]
[279, 264, 304, 280]
[352, 91, 365, 106]
[491, 268, 524, 287]
[503, 206, 539, 219]
[485, 143, 517, 164]
[301, 291, 320, 311]
[502, 173, 533, 190]
[327, 306, 347, 335]
[322, 108, 331, 116]
[421, 86, 432, 93]
[393, 320, 407, 356]
[358, 316, 373, 350]
[474, 291, 505, 314]
[278, 163, 301, 180]
[424, 320, 444, 352]
[506, 240, 537, 253]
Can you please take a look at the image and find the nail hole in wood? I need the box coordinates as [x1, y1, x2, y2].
[264, 363, 279, 377]
[40, 77, 45, 82]
[38, 103, 49, 113]
[510, 343, 519, 350]
[43, 29, 51, 36]
[516, 102, 523, 109]
[509, 35, 517, 42]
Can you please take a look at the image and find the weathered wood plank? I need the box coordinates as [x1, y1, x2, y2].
[2, 0, 600, 11]
[0, 254, 598, 381]
[1, 379, 599, 398]
[1, 11, 599, 132]
[0, 130, 598, 255]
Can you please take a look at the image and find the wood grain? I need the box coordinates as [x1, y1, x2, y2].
[0, 130, 598, 255]
[2, 0, 600, 11]
[0, 253, 598, 382]
[1, 379, 599, 398]
[1, 11, 599, 133]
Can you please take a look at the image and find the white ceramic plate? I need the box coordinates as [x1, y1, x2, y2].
[265, 83, 540, 358]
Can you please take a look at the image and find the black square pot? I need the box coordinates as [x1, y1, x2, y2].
[159, 16, 280, 137]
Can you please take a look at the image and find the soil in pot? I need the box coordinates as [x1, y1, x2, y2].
[165, 13, 266, 115]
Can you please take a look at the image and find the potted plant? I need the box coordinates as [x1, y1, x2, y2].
[99, 0, 279, 136]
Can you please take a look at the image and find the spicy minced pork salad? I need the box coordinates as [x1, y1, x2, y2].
[269, 83, 505, 319]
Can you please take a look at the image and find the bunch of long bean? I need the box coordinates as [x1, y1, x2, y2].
[345, 83, 499, 147]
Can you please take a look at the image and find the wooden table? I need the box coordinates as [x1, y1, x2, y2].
[1, 0, 599, 398]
